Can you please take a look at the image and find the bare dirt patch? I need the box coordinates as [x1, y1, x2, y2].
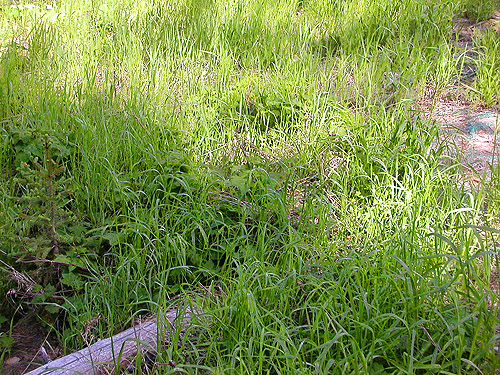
[417, 15, 500, 184]
[1, 316, 60, 375]
[430, 98, 498, 181]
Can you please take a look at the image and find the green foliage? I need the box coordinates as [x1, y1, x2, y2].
[223, 82, 306, 133]
[475, 30, 500, 106]
[2, 128, 75, 258]
[461, 0, 500, 21]
[0, 126, 90, 318]
[0, 45, 27, 118]
[1, 0, 499, 373]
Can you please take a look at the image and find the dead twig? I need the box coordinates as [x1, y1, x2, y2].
[16, 258, 91, 273]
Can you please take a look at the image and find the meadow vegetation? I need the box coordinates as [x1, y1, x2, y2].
[1, 0, 500, 373]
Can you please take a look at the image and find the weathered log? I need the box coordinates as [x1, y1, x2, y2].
[26, 308, 192, 375]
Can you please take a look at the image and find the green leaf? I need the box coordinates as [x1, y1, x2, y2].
[230, 174, 249, 195]
[0, 334, 13, 349]
[61, 271, 84, 289]
[45, 304, 60, 314]
[102, 232, 121, 246]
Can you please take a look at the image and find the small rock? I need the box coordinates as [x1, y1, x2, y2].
[4, 356, 21, 365]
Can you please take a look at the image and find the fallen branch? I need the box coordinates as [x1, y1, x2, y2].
[26, 307, 195, 375]
[16, 258, 91, 273]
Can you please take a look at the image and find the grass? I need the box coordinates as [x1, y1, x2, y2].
[1, 0, 500, 373]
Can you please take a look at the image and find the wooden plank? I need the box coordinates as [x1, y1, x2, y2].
[26, 308, 191, 375]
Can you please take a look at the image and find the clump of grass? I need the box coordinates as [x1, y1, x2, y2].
[0, 0, 499, 373]
[474, 29, 500, 106]
[461, 0, 500, 21]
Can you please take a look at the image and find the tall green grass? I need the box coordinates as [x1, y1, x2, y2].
[0, 0, 499, 373]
